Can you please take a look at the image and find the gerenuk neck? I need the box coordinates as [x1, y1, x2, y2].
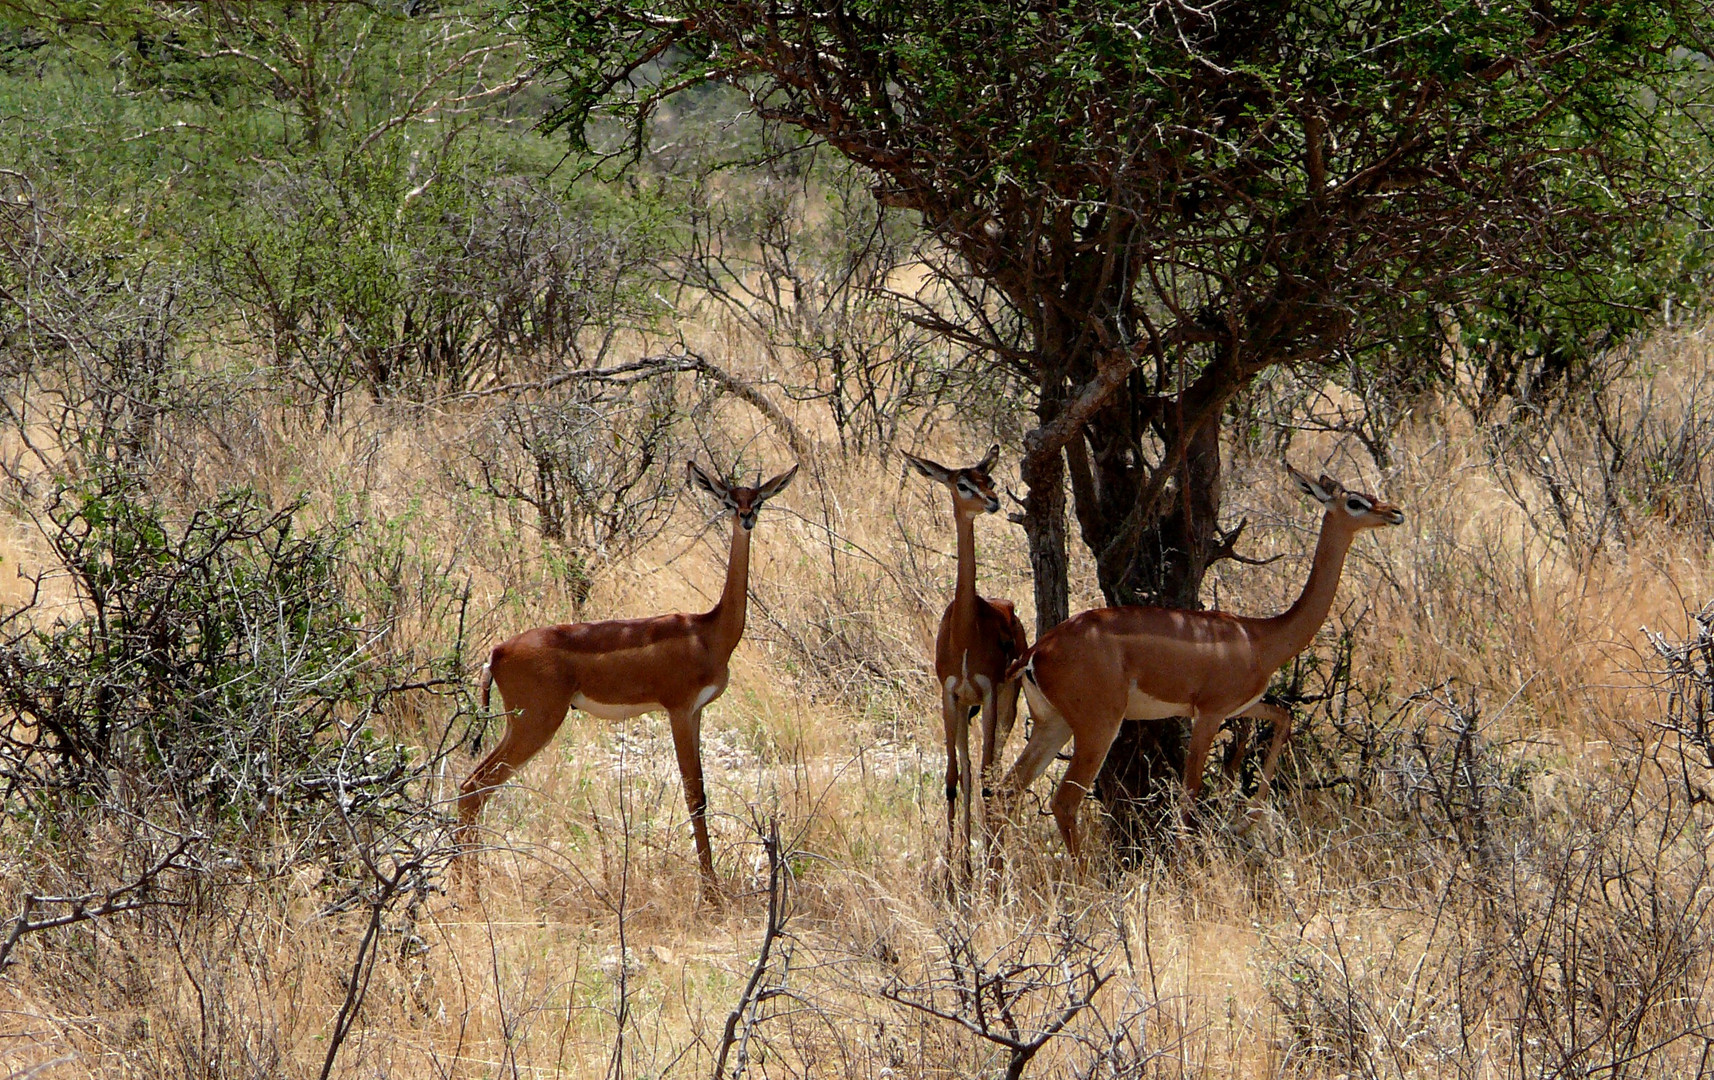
[708, 516, 752, 655]
[1258, 511, 1358, 669]
[951, 509, 979, 637]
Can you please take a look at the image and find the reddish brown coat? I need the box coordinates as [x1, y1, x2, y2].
[458, 462, 797, 887]
[997, 465, 1404, 860]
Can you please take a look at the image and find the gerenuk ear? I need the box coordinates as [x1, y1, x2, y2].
[976, 443, 1000, 474]
[755, 463, 800, 502]
[1285, 461, 1336, 505]
[901, 450, 950, 483]
[687, 460, 729, 498]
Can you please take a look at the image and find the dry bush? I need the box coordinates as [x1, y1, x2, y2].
[451, 372, 687, 601]
[0, 472, 465, 1073]
[0, 171, 243, 489]
[732, 452, 1037, 732]
[1267, 728, 1714, 1079]
[666, 144, 994, 456]
[1487, 331, 1714, 557]
[0, 295, 469, 1077]
[1203, 411, 1714, 1077]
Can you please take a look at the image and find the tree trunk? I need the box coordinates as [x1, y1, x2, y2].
[1019, 372, 1076, 636]
[1114, 413, 1223, 609]
[1068, 402, 1228, 853]
[1091, 716, 1188, 856]
[1020, 444, 1070, 636]
[1017, 325, 1244, 854]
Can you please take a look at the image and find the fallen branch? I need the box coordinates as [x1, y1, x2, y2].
[444, 350, 816, 463]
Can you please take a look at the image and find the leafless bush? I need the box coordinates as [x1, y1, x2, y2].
[743, 486, 931, 720]
[469, 380, 682, 548]
[453, 177, 653, 379]
[1231, 352, 1438, 470]
[1274, 767, 1714, 1079]
[713, 814, 796, 1079]
[1488, 342, 1714, 556]
[1495, 785, 1714, 1077]
[1647, 603, 1714, 799]
[754, 585, 926, 716]
[880, 909, 1130, 1080]
[1277, 631, 1531, 855]
[1269, 659, 1714, 1079]
[668, 145, 983, 455]
[452, 372, 686, 598]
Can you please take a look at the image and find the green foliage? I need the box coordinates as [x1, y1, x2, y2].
[0, 1, 669, 409]
[535, 1, 1698, 197]
[1449, 215, 1710, 414]
[523, 0, 1714, 619]
[0, 472, 413, 832]
[530, 0, 1711, 364]
[207, 148, 661, 406]
[0, 0, 571, 263]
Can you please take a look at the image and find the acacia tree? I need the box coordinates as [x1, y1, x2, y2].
[523, 0, 1708, 810]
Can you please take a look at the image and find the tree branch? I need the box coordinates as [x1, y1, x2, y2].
[0, 833, 197, 972]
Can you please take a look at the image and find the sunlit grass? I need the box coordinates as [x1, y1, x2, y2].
[7, 325, 1714, 1076]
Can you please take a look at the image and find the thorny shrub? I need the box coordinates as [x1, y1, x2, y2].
[0, 474, 420, 822]
[0, 171, 223, 477]
[0, 471, 467, 1063]
[456, 373, 684, 592]
[1488, 341, 1714, 557]
[1268, 756, 1714, 1079]
[667, 139, 988, 455]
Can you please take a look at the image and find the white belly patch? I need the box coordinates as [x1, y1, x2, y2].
[1125, 682, 1188, 721]
[570, 693, 662, 721]
[692, 683, 722, 712]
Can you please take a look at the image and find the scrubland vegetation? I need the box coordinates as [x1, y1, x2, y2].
[5, 2, 1714, 1077]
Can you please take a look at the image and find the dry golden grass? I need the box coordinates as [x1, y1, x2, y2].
[6, 324, 1714, 1078]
